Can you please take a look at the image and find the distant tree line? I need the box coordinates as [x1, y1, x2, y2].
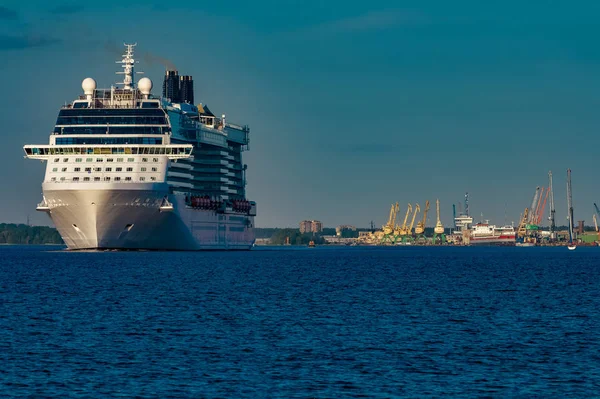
[267, 228, 326, 245]
[0, 224, 63, 245]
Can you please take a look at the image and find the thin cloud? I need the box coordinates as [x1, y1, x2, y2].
[304, 9, 427, 36]
[0, 35, 61, 51]
[0, 6, 18, 20]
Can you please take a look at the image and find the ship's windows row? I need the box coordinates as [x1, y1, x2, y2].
[53, 166, 158, 173]
[55, 137, 163, 145]
[49, 176, 157, 182]
[54, 157, 161, 163]
[55, 116, 167, 125]
[31, 146, 191, 156]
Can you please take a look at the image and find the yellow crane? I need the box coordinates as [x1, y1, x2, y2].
[399, 203, 412, 236]
[434, 199, 444, 234]
[408, 204, 421, 235]
[517, 208, 529, 238]
[382, 203, 398, 235]
[415, 200, 429, 235]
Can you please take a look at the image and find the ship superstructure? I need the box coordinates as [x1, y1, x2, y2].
[23, 44, 256, 250]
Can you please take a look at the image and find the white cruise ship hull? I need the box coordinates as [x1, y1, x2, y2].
[41, 183, 255, 250]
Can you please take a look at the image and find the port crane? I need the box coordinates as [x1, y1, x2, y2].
[548, 171, 556, 238]
[415, 200, 430, 235]
[593, 203, 600, 242]
[382, 203, 397, 236]
[408, 204, 421, 236]
[517, 208, 529, 238]
[433, 199, 445, 243]
[398, 204, 412, 236]
[534, 187, 549, 226]
[528, 187, 541, 225]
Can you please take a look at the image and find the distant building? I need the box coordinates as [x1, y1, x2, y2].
[336, 225, 357, 236]
[300, 220, 323, 234]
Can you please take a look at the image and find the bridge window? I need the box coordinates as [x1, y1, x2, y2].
[127, 158, 134, 162]
[142, 158, 148, 162]
[60, 177, 65, 181]
[94, 177, 100, 181]
[139, 177, 145, 181]
[117, 158, 124, 162]
[141, 167, 146, 172]
[51, 177, 56, 182]
[76, 158, 82, 162]
[105, 167, 112, 172]
[107, 158, 114, 162]
[84, 177, 90, 181]
[114, 177, 121, 181]
[85, 167, 91, 172]
[54, 158, 60, 162]
[94, 167, 101, 172]
[52, 168, 57, 172]
[126, 167, 133, 172]
[74, 167, 80, 172]
[62, 168, 67, 172]
[104, 177, 111, 181]
[150, 177, 156, 181]
[73, 177, 79, 182]
[151, 167, 157, 172]
[125, 177, 132, 181]
[153, 158, 158, 162]
[96, 158, 103, 162]
[86, 158, 93, 162]
[116, 167, 122, 172]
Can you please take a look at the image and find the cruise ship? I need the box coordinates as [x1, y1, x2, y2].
[23, 44, 256, 250]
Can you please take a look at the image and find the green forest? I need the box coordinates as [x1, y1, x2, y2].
[0, 224, 64, 245]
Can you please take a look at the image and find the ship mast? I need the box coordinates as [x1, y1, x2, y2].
[567, 169, 574, 244]
[548, 171, 556, 239]
[116, 43, 137, 90]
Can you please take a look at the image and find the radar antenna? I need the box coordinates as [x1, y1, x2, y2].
[115, 43, 142, 90]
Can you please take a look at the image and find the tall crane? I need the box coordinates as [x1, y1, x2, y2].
[415, 200, 430, 235]
[535, 188, 549, 225]
[408, 204, 421, 235]
[383, 203, 396, 235]
[567, 169, 575, 246]
[433, 199, 445, 244]
[399, 204, 412, 236]
[434, 199, 444, 234]
[517, 208, 529, 238]
[548, 171, 556, 238]
[528, 187, 541, 224]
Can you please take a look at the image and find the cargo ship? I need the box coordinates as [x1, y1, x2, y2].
[23, 44, 256, 250]
[469, 223, 516, 246]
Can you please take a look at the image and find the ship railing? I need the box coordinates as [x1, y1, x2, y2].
[36, 197, 50, 212]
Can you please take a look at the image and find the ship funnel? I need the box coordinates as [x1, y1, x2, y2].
[179, 75, 194, 104]
[162, 70, 180, 103]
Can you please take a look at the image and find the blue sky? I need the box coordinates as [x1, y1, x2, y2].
[1, 0, 599, 228]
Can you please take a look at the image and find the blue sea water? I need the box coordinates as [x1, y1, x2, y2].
[1, 245, 600, 398]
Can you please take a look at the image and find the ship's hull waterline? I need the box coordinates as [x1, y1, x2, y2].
[42, 187, 255, 251]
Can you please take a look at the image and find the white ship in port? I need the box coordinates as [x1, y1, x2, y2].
[23, 44, 256, 250]
[469, 222, 516, 246]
